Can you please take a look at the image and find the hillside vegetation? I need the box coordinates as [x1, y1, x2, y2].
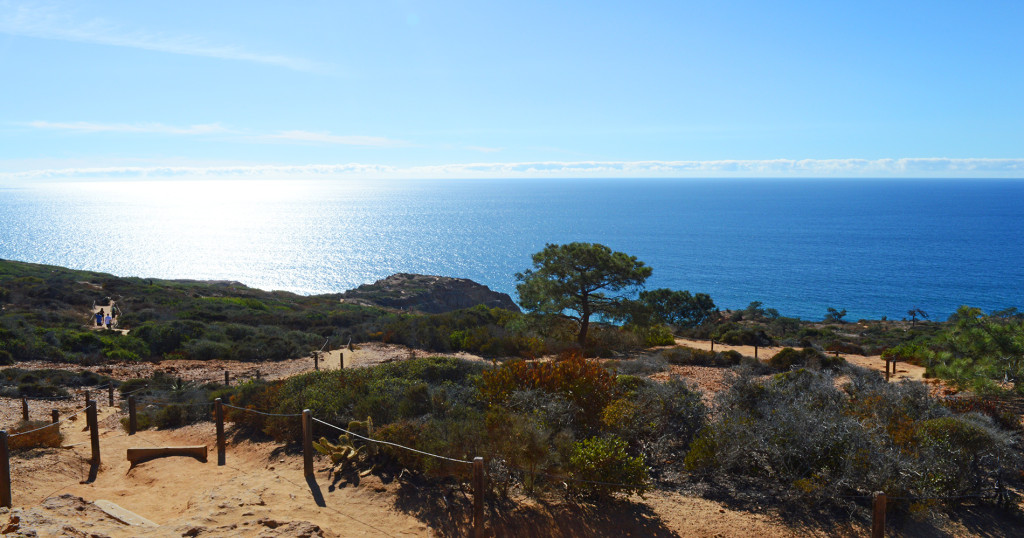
[3, 256, 1024, 531]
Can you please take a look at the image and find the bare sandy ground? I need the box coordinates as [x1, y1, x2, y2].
[0, 339, 1005, 535]
[0, 404, 855, 537]
[674, 338, 929, 382]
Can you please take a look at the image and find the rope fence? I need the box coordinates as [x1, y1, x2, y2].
[120, 385, 150, 396]
[312, 417, 474, 466]
[0, 393, 1012, 537]
[221, 404, 302, 418]
[134, 399, 214, 408]
[7, 407, 87, 439]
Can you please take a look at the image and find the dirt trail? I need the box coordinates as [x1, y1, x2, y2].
[2, 404, 434, 537]
[674, 338, 928, 382]
[89, 300, 129, 335]
[0, 401, 839, 537]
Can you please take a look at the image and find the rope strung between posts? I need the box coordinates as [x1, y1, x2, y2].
[120, 385, 150, 396]
[836, 490, 998, 502]
[312, 417, 473, 465]
[505, 464, 648, 490]
[222, 403, 302, 418]
[887, 491, 997, 501]
[8, 406, 88, 438]
[135, 399, 214, 408]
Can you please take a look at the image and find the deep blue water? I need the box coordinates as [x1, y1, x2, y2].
[0, 178, 1021, 321]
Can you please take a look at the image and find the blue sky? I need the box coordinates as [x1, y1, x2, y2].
[1, 0, 1022, 181]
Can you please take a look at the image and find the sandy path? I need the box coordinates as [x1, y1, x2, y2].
[88, 300, 129, 335]
[674, 338, 928, 382]
[0, 402, 843, 537]
[13, 343, 489, 391]
[3, 404, 433, 537]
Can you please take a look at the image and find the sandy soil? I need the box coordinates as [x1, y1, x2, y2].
[674, 338, 929, 382]
[0, 339, 1010, 536]
[0, 404, 851, 537]
[13, 343, 489, 390]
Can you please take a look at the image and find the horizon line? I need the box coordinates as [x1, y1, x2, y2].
[3, 158, 1024, 182]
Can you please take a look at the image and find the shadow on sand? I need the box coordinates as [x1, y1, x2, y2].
[392, 480, 678, 537]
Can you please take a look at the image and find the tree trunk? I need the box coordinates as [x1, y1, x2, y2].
[577, 298, 591, 347]
[578, 317, 589, 347]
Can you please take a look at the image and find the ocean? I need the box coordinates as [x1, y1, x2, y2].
[1, 177, 1021, 321]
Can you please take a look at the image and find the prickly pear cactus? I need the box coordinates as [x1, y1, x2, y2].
[312, 417, 380, 475]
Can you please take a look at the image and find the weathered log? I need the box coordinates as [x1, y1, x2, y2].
[127, 446, 208, 465]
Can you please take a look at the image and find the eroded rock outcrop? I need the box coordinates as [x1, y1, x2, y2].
[340, 273, 520, 314]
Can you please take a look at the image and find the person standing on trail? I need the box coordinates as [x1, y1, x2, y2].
[104, 313, 112, 329]
[95, 311, 103, 326]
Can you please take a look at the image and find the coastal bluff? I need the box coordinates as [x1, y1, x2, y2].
[339, 273, 521, 314]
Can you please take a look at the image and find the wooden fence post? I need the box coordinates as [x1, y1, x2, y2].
[83, 389, 90, 405]
[0, 431, 11, 508]
[710, 340, 714, 352]
[128, 395, 137, 435]
[21, 397, 28, 421]
[473, 456, 485, 538]
[302, 409, 313, 478]
[754, 345, 758, 360]
[314, 352, 319, 371]
[215, 398, 225, 466]
[51, 409, 59, 424]
[340, 352, 344, 370]
[885, 359, 890, 382]
[872, 491, 886, 538]
[87, 402, 100, 466]
[108, 384, 114, 407]
[224, 371, 230, 386]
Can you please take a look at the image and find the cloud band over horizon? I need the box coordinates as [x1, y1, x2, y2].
[3, 158, 1023, 182]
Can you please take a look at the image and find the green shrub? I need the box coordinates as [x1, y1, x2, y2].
[629, 324, 675, 347]
[657, 346, 741, 367]
[120, 413, 152, 432]
[184, 339, 230, 360]
[105, 349, 140, 362]
[914, 414, 1014, 497]
[568, 435, 649, 498]
[602, 378, 707, 465]
[119, 378, 149, 396]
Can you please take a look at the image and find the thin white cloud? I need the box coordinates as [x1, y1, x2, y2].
[3, 159, 1023, 182]
[21, 120, 403, 147]
[0, 1, 328, 73]
[25, 120, 231, 135]
[464, 146, 503, 153]
[259, 131, 409, 148]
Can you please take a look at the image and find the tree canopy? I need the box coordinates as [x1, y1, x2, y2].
[629, 288, 718, 329]
[516, 243, 652, 346]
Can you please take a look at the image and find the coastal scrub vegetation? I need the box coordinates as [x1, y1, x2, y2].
[686, 366, 1019, 504]
[97, 354, 1020, 510]
[2, 257, 1024, 521]
[882, 306, 1024, 395]
[0, 257, 974, 366]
